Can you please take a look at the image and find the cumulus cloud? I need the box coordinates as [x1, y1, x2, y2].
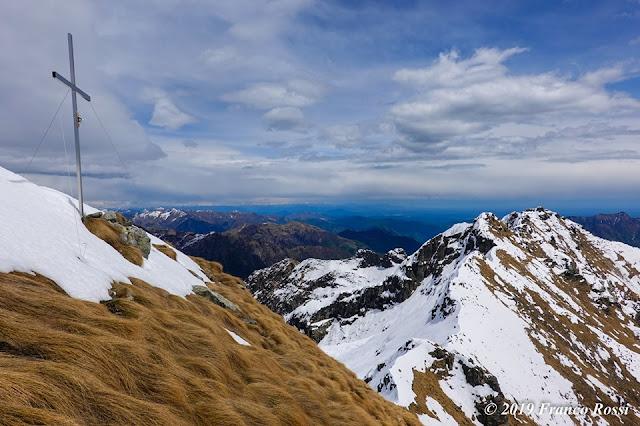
[263, 107, 305, 130]
[389, 47, 640, 154]
[393, 47, 528, 89]
[221, 79, 324, 109]
[149, 97, 197, 131]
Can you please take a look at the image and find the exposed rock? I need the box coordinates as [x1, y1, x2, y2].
[460, 360, 501, 393]
[356, 249, 384, 268]
[377, 372, 396, 393]
[383, 248, 407, 266]
[429, 347, 455, 370]
[192, 285, 242, 314]
[102, 211, 132, 226]
[248, 217, 503, 342]
[475, 394, 509, 426]
[88, 211, 151, 259]
[246, 207, 640, 425]
[242, 317, 258, 326]
[119, 225, 151, 259]
[309, 319, 334, 342]
[562, 259, 584, 282]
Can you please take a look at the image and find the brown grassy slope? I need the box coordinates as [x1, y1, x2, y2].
[0, 264, 419, 426]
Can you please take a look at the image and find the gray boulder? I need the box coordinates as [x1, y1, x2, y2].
[192, 285, 243, 314]
[89, 211, 151, 259]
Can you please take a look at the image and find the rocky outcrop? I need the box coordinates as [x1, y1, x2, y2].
[192, 285, 242, 313]
[87, 211, 151, 258]
[247, 248, 420, 341]
[436, 347, 507, 426]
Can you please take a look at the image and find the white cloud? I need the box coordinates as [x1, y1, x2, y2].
[149, 97, 197, 131]
[263, 107, 305, 130]
[3, 1, 640, 207]
[390, 47, 640, 151]
[393, 47, 528, 89]
[216, 0, 312, 41]
[221, 80, 324, 109]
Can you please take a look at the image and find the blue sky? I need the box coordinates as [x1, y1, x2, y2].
[1, 0, 640, 214]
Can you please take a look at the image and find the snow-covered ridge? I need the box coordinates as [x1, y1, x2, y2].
[137, 207, 187, 220]
[0, 167, 208, 302]
[248, 207, 640, 425]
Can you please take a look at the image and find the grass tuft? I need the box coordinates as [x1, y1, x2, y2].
[83, 217, 144, 266]
[153, 244, 177, 261]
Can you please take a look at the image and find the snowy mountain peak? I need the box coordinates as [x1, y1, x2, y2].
[248, 207, 640, 425]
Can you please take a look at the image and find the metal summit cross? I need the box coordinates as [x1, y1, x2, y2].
[52, 33, 91, 217]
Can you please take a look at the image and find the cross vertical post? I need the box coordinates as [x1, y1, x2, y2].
[68, 33, 84, 218]
[52, 33, 91, 217]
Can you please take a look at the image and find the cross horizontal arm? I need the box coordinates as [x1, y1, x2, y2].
[52, 71, 91, 102]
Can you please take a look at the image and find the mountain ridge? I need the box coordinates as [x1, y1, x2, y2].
[153, 221, 364, 279]
[247, 207, 640, 425]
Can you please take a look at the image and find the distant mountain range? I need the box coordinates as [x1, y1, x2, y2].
[130, 207, 281, 233]
[152, 222, 364, 279]
[128, 207, 445, 243]
[130, 208, 426, 277]
[569, 212, 640, 248]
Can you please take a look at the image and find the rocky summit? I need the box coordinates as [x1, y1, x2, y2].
[247, 208, 640, 425]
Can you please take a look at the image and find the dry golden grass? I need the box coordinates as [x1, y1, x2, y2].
[153, 243, 177, 261]
[111, 212, 130, 226]
[0, 261, 419, 426]
[83, 217, 144, 266]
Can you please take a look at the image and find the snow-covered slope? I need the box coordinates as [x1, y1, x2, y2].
[0, 167, 208, 302]
[248, 208, 640, 425]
